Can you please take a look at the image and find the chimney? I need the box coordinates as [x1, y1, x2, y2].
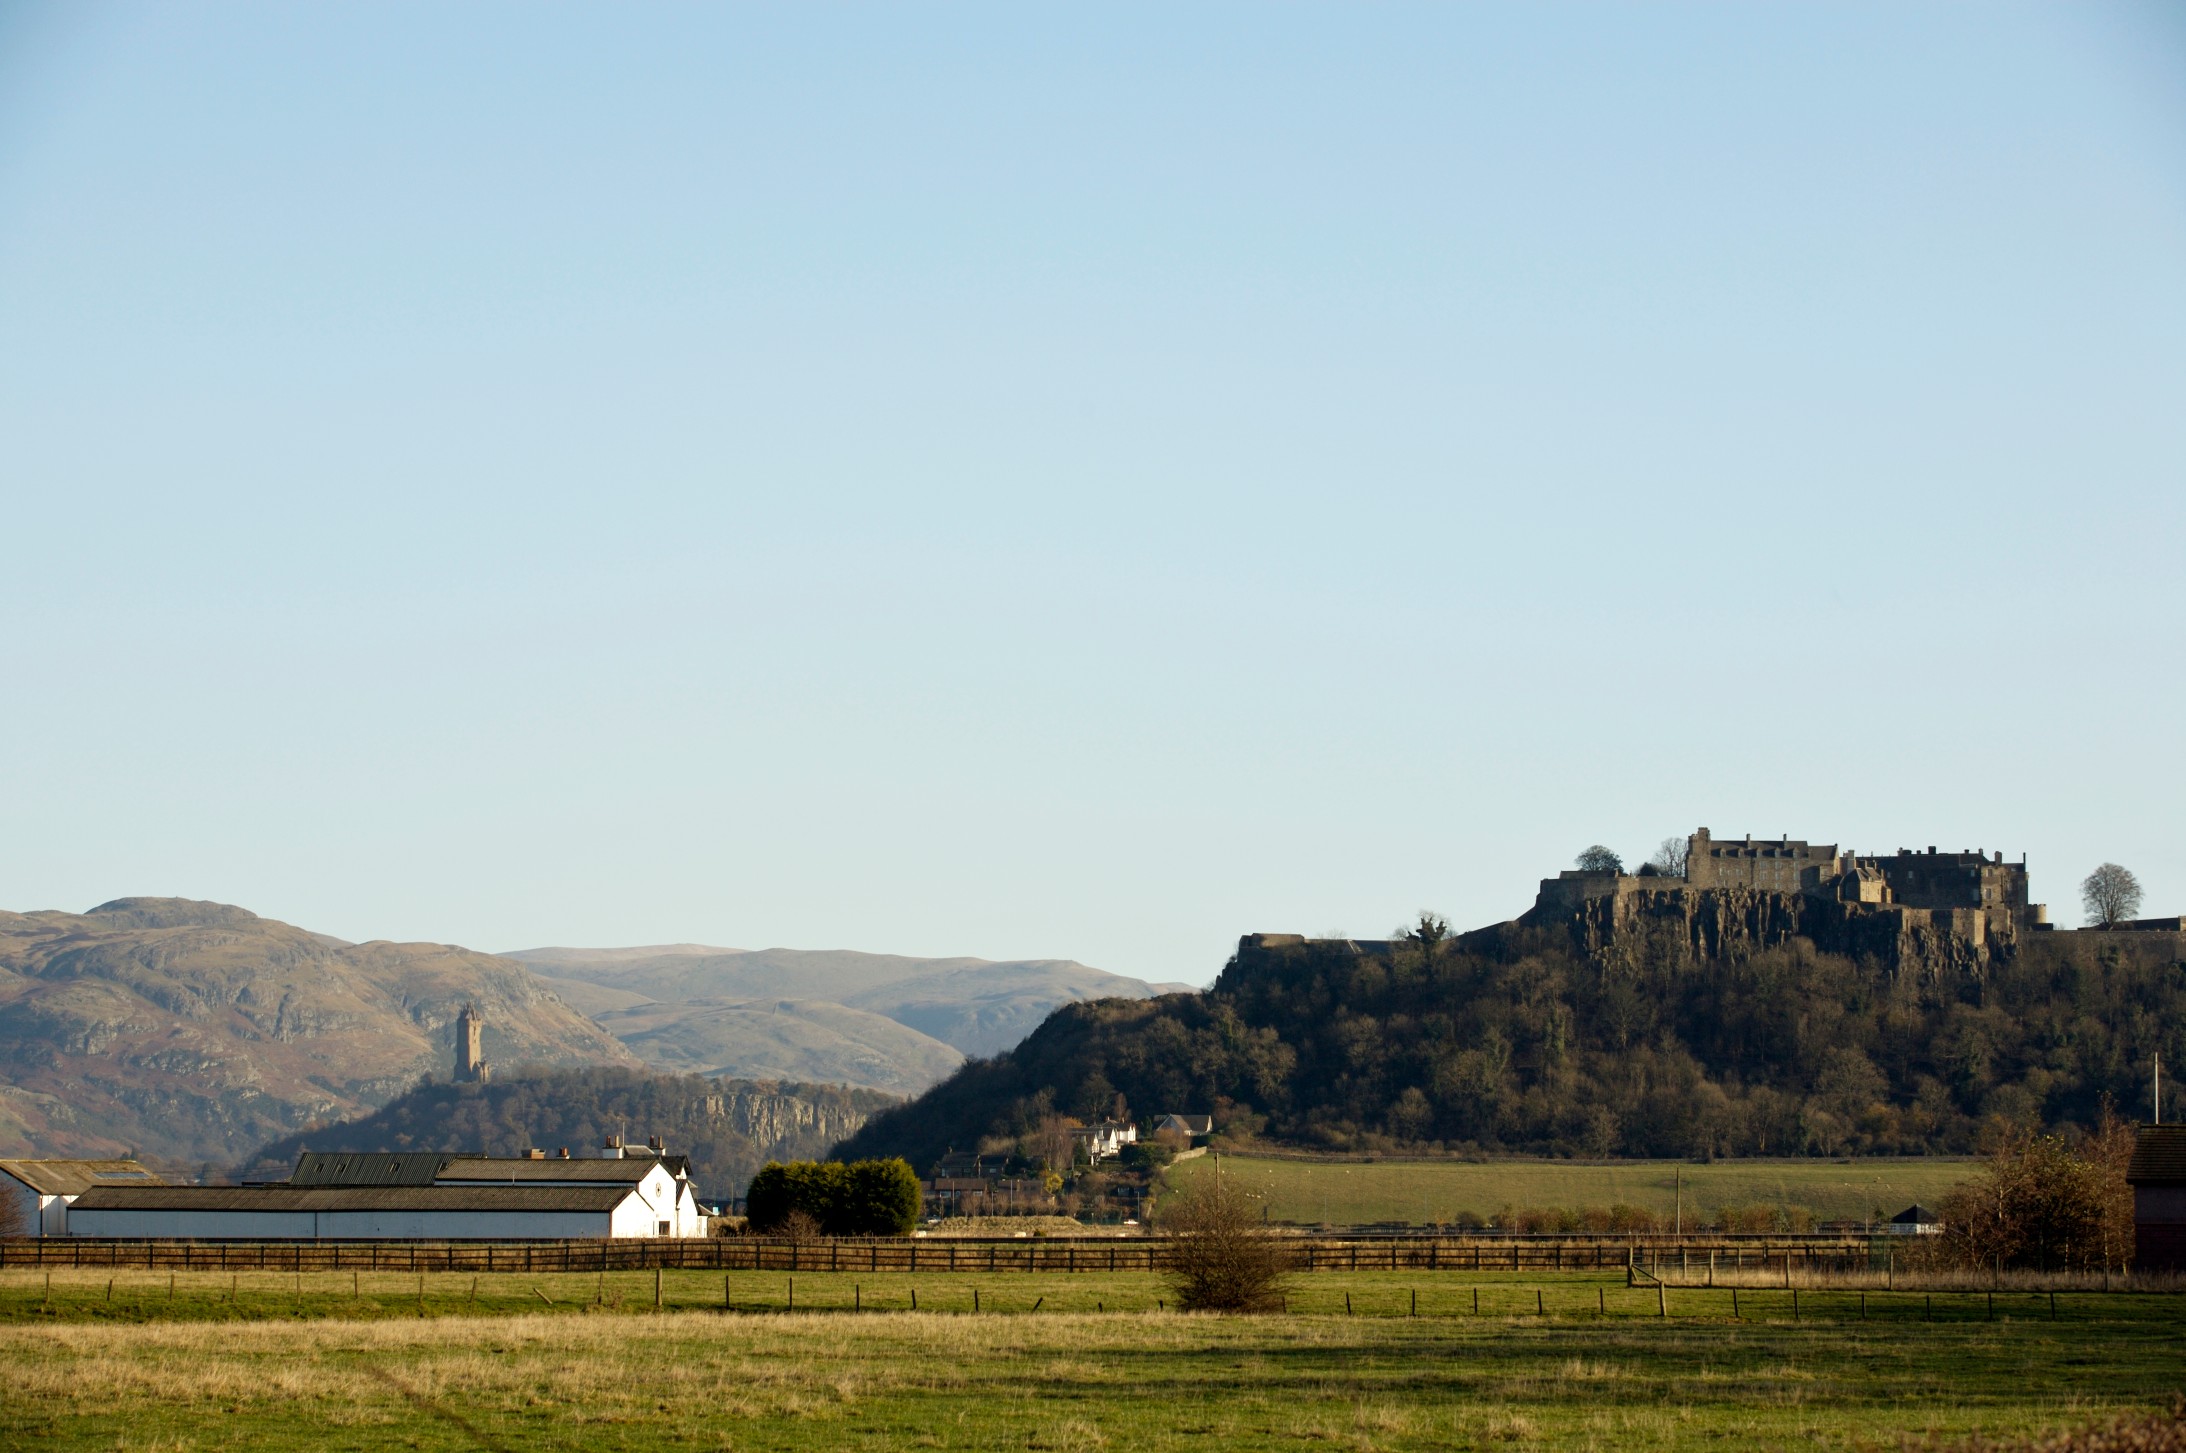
[603, 1135, 624, 1160]
[557, 1148, 570, 1159]
[526, 1148, 545, 1160]
[649, 1135, 663, 1153]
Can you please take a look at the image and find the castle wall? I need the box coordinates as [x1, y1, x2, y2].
[1685, 829, 1838, 894]
[1870, 848, 2028, 913]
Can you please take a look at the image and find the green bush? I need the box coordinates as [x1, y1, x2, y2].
[1120, 1141, 1173, 1171]
[745, 1158, 922, 1236]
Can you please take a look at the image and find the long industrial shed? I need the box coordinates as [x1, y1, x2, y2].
[64, 1183, 657, 1240]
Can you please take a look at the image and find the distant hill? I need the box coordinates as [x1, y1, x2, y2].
[591, 998, 964, 1093]
[506, 944, 1190, 1086]
[239, 1066, 891, 1199]
[0, 898, 634, 1168]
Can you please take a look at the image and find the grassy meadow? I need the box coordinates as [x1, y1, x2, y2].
[3, 1266, 2181, 1451]
[1166, 1154, 1978, 1226]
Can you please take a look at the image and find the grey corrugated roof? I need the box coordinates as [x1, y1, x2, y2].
[435, 1157, 660, 1183]
[69, 1184, 635, 1213]
[288, 1152, 453, 1187]
[0, 1160, 163, 1196]
[2127, 1125, 2186, 1186]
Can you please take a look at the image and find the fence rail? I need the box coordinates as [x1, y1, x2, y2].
[0, 1233, 1875, 1275]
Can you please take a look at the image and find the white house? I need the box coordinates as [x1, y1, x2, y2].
[1068, 1121, 1139, 1163]
[433, 1156, 704, 1237]
[0, 1160, 162, 1237]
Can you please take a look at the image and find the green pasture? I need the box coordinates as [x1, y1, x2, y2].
[2, 1267, 2180, 1450]
[1167, 1153, 1977, 1225]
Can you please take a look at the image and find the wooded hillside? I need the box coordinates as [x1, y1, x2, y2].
[836, 926, 2183, 1170]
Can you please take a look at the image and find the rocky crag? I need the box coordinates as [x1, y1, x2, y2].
[238, 1066, 893, 1198]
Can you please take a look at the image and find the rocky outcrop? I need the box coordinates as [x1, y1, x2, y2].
[238, 1067, 895, 1198]
[1519, 881, 2013, 980]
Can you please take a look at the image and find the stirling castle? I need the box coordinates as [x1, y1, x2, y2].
[1250, 828, 2182, 979]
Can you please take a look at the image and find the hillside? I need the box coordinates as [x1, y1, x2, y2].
[591, 998, 964, 1093]
[239, 1066, 892, 1198]
[0, 899, 633, 1167]
[508, 944, 1190, 1083]
[836, 921, 2185, 1171]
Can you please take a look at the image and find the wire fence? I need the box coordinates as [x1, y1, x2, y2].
[0, 1232, 1878, 1276]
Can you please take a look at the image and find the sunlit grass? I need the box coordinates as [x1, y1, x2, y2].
[0, 1267, 2176, 1450]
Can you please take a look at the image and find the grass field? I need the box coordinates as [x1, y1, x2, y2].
[1166, 1154, 1979, 1226]
[2, 1267, 2179, 1451]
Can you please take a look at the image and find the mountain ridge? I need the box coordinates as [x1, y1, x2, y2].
[0, 898, 635, 1168]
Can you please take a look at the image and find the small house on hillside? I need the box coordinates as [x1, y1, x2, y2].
[0, 1160, 163, 1237]
[1155, 1114, 1213, 1140]
[2127, 1124, 2186, 1272]
[1069, 1121, 1138, 1163]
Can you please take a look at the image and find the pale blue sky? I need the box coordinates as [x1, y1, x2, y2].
[2, 3, 2182, 984]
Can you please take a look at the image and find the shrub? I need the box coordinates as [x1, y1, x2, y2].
[1928, 1117, 2134, 1272]
[1120, 1141, 1174, 1171]
[1158, 1175, 1295, 1313]
[745, 1158, 923, 1236]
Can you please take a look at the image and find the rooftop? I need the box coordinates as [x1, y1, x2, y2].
[70, 1184, 636, 1214]
[2127, 1125, 2186, 1186]
[0, 1159, 164, 1196]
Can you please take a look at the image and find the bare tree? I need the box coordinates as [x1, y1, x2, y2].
[2081, 863, 2143, 928]
[1404, 912, 1449, 947]
[1158, 1173, 1294, 1312]
[1645, 836, 1689, 878]
[1025, 1113, 1081, 1174]
[1575, 845, 1623, 874]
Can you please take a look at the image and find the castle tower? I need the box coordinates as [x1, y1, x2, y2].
[454, 1003, 489, 1083]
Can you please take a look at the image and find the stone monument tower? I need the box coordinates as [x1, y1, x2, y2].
[454, 1003, 490, 1083]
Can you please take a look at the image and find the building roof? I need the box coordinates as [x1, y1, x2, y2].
[288, 1152, 452, 1187]
[0, 1159, 163, 1196]
[1891, 1204, 1939, 1224]
[70, 1184, 636, 1214]
[2126, 1125, 2186, 1186]
[436, 1157, 661, 1184]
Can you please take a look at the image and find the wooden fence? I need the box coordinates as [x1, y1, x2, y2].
[0, 1233, 1874, 1276]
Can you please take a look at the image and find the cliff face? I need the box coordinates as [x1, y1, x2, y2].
[1519, 883, 2007, 980]
[239, 1067, 895, 1199]
[0, 898, 635, 1166]
[711, 1084, 873, 1153]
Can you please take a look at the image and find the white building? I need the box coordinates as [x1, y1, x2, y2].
[0, 1160, 163, 1237]
[66, 1139, 709, 1240]
[66, 1183, 658, 1240]
[1068, 1121, 1139, 1163]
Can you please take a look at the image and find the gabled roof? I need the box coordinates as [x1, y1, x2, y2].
[436, 1157, 661, 1184]
[288, 1152, 451, 1187]
[2126, 1125, 2186, 1186]
[70, 1184, 636, 1213]
[0, 1159, 163, 1196]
